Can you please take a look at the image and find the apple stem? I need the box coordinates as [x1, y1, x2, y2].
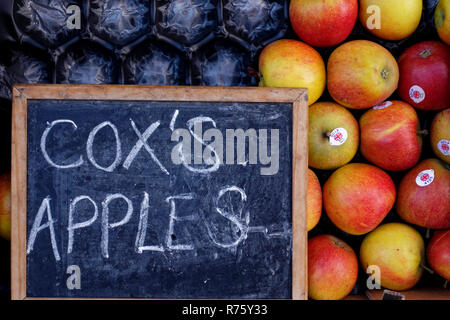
[417, 129, 429, 136]
[421, 263, 434, 274]
[426, 228, 430, 239]
[419, 49, 432, 58]
[247, 67, 260, 79]
[444, 280, 448, 289]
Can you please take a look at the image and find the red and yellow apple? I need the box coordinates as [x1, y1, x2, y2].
[0, 172, 11, 240]
[308, 234, 358, 300]
[360, 223, 424, 291]
[359, 0, 422, 40]
[435, 0, 450, 45]
[258, 39, 326, 105]
[360, 100, 422, 171]
[327, 40, 399, 109]
[307, 168, 322, 232]
[308, 102, 359, 170]
[397, 158, 450, 229]
[430, 108, 450, 164]
[398, 41, 450, 110]
[323, 163, 396, 235]
[289, 0, 358, 47]
[427, 229, 450, 281]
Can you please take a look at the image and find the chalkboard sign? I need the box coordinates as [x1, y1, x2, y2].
[11, 85, 308, 300]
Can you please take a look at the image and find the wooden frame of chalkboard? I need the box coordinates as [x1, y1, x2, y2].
[11, 84, 308, 300]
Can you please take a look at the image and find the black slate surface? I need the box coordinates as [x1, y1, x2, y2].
[26, 99, 293, 298]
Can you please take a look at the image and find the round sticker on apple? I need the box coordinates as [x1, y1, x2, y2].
[329, 128, 348, 146]
[373, 101, 393, 110]
[437, 140, 450, 156]
[415, 169, 434, 187]
[409, 85, 425, 104]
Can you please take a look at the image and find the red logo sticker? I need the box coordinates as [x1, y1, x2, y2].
[437, 140, 450, 156]
[415, 169, 434, 187]
[329, 128, 348, 146]
[409, 85, 425, 104]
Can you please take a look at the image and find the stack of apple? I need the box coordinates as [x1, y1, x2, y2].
[260, 0, 449, 299]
